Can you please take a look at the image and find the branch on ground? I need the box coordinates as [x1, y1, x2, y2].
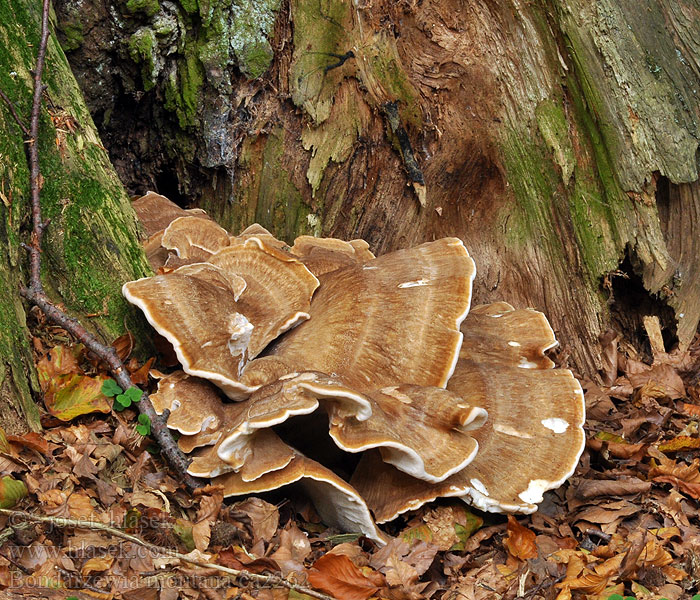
[0, 508, 336, 600]
[3, 0, 199, 491]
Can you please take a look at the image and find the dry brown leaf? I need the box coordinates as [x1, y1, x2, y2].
[192, 520, 211, 552]
[575, 501, 639, 525]
[269, 524, 311, 576]
[0, 563, 11, 588]
[217, 546, 280, 574]
[192, 491, 223, 552]
[628, 364, 685, 399]
[68, 491, 97, 518]
[81, 555, 114, 575]
[679, 401, 700, 417]
[37, 344, 81, 383]
[586, 437, 647, 459]
[559, 554, 623, 594]
[7, 432, 50, 454]
[383, 553, 419, 587]
[504, 515, 537, 560]
[369, 537, 436, 593]
[113, 331, 135, 361]
[234, 497, 279, 545]
[308, 553, 385, 600]
[554, 586, 572, 600]
[129, 356, 156, 385]
[575, 478, 652, 499]
[662, 564, 688, 580]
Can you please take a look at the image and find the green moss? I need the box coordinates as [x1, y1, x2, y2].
[256, 128, 313, 242]
[563, 74, 630, 278]
[57, 19, 83, 52]
[499, 128, 560, 247]
[237, 40, 274, 79]
[128, 28, 159, 91]
[0, 0, 154, 430]
[290, 0, 351, 123]
[229, 0, 281, 79]
[561, 27, 623, 172]
[164, 47, 204, 128]
[126, 0, 160, 18]
[197, 2, 231, 82]
[535, 98, 575, 185]
[361, 33, 422, 129]
[178, 0, 198, 14]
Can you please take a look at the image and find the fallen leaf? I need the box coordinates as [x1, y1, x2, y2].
[679, 402, 700, 417]
[308, 553, 385, 600]
[504, 515, 537, 560]
[128, 356, 155, 385]
[269, 524, 311, 575]
[658, 436, 700, 452]
[234, 497, 279, 545]
[43, 373, 112, 421]
[628, 364, 685, 399]
[400, 524, 433, 545]
[0, 476, 27, 508]
[68, 491, 96, 518]
[6, 432, 50, 454]
[37, 344, 81, 386]
[587, 437, 646, 459]
[575, 478, 652, 499]
[218, 546, 280, 574]
[81, 555, 114, 575]
[0, 428, 10, 454]
[113, 331, 135, 361]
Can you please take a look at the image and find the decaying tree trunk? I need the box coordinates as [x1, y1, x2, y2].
[54, 0, 700, 378]
[0, 0, 152, 432]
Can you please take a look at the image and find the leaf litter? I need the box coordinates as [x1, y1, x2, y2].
[0, 321, 699, 600]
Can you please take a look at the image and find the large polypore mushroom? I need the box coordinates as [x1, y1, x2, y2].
[124, 193, 585, 544]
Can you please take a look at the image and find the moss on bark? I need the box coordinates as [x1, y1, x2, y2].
[0, 0, 152, 432]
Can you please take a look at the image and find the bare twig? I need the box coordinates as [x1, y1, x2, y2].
[15, 0, 198, 490]
[0, 509, 335, 600]
[0, 88, 29, 136]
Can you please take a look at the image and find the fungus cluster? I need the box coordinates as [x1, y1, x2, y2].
[126, 192, 586, 544]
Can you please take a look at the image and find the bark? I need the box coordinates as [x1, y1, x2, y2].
[0, 0, 153, 432]
[55, 0, 700, 378]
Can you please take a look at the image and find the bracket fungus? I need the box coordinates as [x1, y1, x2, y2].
[124, 193, 586, 545]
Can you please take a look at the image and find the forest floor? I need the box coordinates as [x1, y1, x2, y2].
[0, 315, 699, 600]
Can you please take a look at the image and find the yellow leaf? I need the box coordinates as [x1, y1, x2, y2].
[44, 374, 112, 421]
[81, 556, 114, 575]
[658, 436, 700, 452]
[594, 431, 627, 444]
[401, 524, 433, 544]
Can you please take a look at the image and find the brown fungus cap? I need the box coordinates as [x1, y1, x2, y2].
[142, 231, 170, 271]
[122, 263, 260, 399]
[161, 216, 231, 263]
[328, 385, 486, 483]
[207, 240, 320, 359]
[132, 192, 209, 237]
[351, 303, 585, 521]
[268, 237, 476, 390]
[289, 235, 375, 276]
[123, 242, 318, 398]
[215, 371, 372, 467]
[214, 454, 389, 545]
[150, 371, 226, 436]
[188, 429, 296, 480]
[149, 369, 371, 480]
[232, 224, 289, 251]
